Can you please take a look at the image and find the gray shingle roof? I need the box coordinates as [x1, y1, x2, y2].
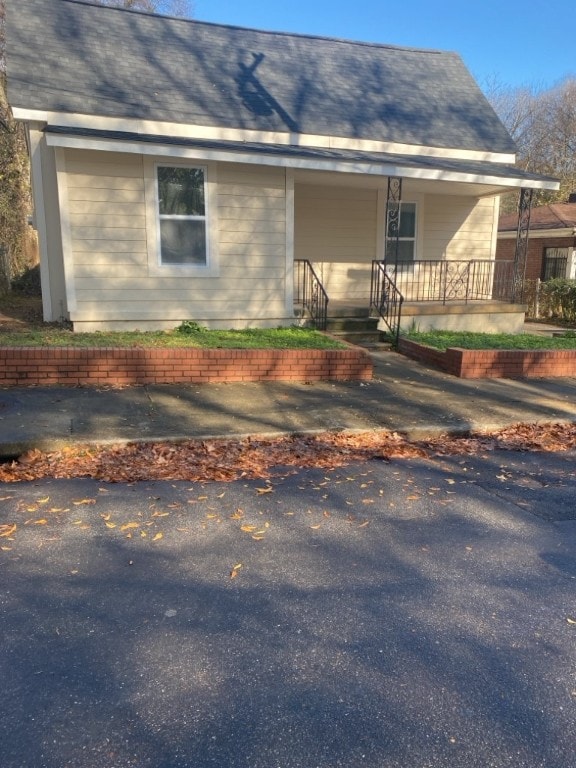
[499, 203, 576, 231]
[7, 0, 517, 154]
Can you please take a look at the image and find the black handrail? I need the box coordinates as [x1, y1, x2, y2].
[370, 261, 404, 346]
[294, 259, 329, 330]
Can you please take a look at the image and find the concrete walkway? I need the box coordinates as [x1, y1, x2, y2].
[2, 347, 576, 457]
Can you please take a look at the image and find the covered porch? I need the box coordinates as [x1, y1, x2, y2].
[290, 164, 556, 340]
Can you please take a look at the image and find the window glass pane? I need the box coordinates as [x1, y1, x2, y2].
[398, 203, 416, 238]
[386, 239, 414, 262]
[386, 202, 416, 238]
[160, 220, 206, 265]
[158, 167, 205, 216]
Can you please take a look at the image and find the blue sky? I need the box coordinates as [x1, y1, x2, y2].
[194, 0, 576, 91]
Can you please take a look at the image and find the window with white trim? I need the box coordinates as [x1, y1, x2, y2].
[386, 202, 417, 262]
[156, 165, 208, 266]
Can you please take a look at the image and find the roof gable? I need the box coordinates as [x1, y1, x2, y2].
[7, 0, 517, 155]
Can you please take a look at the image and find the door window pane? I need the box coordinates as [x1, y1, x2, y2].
[386, 239, 414, 262]
[386, 202, 416, 262]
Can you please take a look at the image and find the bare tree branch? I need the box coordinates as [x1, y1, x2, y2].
[486, 76, 576, 208]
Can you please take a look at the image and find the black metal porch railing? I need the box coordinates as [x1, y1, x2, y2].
[389, 259, 516, 304]
[294, 259, 329, 330]
[370, 260, 404, 345]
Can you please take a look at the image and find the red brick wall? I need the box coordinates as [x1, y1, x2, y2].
[0, 347, 373, 387]
[399, 338, 576, 379]
[496, 236, 575, 282]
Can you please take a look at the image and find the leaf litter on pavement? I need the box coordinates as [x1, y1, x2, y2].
[1, 422, 576, 485]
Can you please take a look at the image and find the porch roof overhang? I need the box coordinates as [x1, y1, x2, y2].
[44, 125, 559, 193]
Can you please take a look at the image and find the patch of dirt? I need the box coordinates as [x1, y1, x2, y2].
[0, 295, 44, 331]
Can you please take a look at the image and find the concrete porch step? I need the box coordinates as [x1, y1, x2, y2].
[327, 300, 372, 318]
[325, 313, 382, 344]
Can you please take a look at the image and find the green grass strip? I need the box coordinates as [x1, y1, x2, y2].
[405, 329, 576, 351]
[0, 325, 346, 349]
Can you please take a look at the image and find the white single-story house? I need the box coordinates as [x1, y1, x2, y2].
[7, 0, 558, 334]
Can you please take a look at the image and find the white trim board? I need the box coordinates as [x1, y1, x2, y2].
[12, 107, 517, 165]
[44, 132, 558, 192]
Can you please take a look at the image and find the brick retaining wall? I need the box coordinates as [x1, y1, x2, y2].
[0, 346, 373, 387]
[399, 338, 576, 379]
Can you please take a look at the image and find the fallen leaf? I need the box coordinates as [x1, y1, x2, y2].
[105, 522, 117, 529]
[152, 532, 163, 542]
[33, 519, 48, 525]
[0, 523, 17, 538]
[251, 535, 265, 541]
[230, 509, 244, 520]
[310, 524, 322, 530]
[256, 486, 273, 495]
[358, 520, 370, 528]
[567, 617, 576, 625]
[240, 524, 257, 532]
[37, 497, 50, 504]
[73, 498, 96, 506]
[151, 511, 170, 518]
[120, 522, 139, 531]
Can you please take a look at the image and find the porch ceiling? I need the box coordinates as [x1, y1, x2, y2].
[293, 169, 513, 198]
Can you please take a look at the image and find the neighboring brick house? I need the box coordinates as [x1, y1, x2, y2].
[497, 197, 576, 282]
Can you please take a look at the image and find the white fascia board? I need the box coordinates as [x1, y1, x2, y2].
[13, 107, 518, 164]
[44, 131, 559, 192]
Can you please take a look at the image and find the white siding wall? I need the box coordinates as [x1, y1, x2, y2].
[294, 184, 378, 302]
[423, 195, 497, 261]
[63, 150, 288, 329]
[215, 163, 288, 323]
